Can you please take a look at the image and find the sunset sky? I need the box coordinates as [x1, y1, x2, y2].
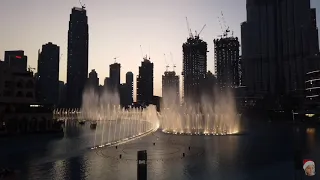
[1, 0, 319, 98]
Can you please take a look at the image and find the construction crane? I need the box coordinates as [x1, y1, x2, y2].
[195, 24, 206, 38]
[164, 53, 169, 72]
[113, 56, 119, 63]
[170, 52, 176, 72]
[79, 0, 86, 9]
[218, 16, 224, 37]
[221, 11, 230, 37]
[185, 17, 193, 38]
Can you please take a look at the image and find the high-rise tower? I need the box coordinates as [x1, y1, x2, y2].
[37, 42, 60, 105]
[241, 0, 319, 98]
[126, 71, 134, 104]
[182, 36, 207, 104]
[66, 7, 89, 108]
[87, 69, 99, 91]
[137, 57, 154, 105]
[109, 63, 121, 92]
[214, 37, 240, 90]
[162, 71, 180, 105]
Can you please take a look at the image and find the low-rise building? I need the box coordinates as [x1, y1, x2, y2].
[0, 61, 61, 136]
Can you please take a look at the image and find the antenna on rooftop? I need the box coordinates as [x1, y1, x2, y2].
[140, 45, 144, 59]
[164, 53, 169, 72]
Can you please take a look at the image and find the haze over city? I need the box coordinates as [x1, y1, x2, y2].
[1, 0, 318, 97]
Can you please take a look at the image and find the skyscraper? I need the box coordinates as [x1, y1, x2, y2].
[104, 77, 111, 90]
[241, 0, 319, 98]
[87, 69, 99, 91]
[37, 42, 60, 105]
[214, 37, 240, 90]
[58, 81, 66, 107]
[126, 71, 134, 104]
[137, 57, 154, 105]
[182, 36, 207, 104]
[162, 71, 179, 105]
[109, 63, 121, 92]
[4, 50, 27, 72]
[66, 7, 89, 108]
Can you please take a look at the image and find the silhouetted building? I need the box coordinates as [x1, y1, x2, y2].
[58, 81, 66, 107]
[137, 57, 154, 105]
[109, 63, 121, 92]
[0, 62, 36, 103]
[202, 71, 217, 98]
[119, 83, 131, 107]
[0, 62, 61, 136]
[152, 96, 161, 112]
[66, 7, 89, 108]
[311, 8, 320, 53]
[214, 37, 240, 90]
[241, 0, 319, 99]
[37, 42, 60, 105]
[182, 36, 207, 104]
[126, 72, 134, 105]
[4, 50, 27, 72]
[104, 77, 111, 91]
[162, 71, 179, 105]
[87, 69, 99, 91]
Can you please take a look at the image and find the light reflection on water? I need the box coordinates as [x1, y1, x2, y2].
[0, 122, 320, 180]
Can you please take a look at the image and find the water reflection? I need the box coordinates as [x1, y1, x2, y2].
[1, 123, 320, 180]
[51, 160, 68, 180]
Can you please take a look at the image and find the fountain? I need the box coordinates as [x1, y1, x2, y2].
[79, 88, 159, 149]
[160, 88, 240, 136]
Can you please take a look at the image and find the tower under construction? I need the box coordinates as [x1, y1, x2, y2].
[182, 36, 207, 104]
[214, 36, 240, 90]
[137, 56, 154, 106]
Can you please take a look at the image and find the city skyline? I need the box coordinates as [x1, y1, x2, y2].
[1, 0, 319, 97]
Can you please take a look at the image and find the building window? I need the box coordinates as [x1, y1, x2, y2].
[16, 91, 23, 97]
[17, 81, 23, 88]
[5, 81, 10, 88]
[26, 80, 34, 89]
[4, 91, 12, 97]
[26, 92, 33, 98]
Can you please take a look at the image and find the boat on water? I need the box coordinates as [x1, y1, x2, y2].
[79, 120, 86, 125]
[90, 122, 97, 129]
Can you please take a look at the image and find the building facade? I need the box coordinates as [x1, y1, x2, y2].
[87, 69, 99, 91]
[58, 81, 66, 107]
[66, 7, 89, 108]
[241, 0, 319, 98]
[162, 71, 179, 105]
[119, 83, 132, 107]
[182, 36, 207, 104]
[4, 50, 27, 72]
[37, 42, 60, 106]
[0, 61, 60, 135]
[126, 72, 134, 105]
[214, 37, 240, 90]
[109, 63, 121, 92]
[137, 57, 154, 105]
